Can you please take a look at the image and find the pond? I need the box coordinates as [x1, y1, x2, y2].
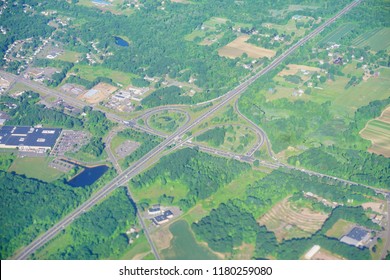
[68, 165, 109, 188]
[161, 220, 219, 260]
[114, 36, 129, 47]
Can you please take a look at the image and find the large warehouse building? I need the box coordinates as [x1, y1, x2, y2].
[0, 126, 62, 153]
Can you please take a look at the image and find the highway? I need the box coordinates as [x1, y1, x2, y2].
[12, 0, 363, 260]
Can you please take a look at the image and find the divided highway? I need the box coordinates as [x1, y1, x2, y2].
[13, 0, 363, 260]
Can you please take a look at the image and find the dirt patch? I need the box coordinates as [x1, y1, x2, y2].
[150, 226, 173, 251]
[132, 252, 151, 260]
[312, 249, 342, 260]
[362, 202, 385, 214]
[360, 107, 390, 157]
[278, 64, 321, 76]
[79, 82, 117, 104]
[218, 35, 276, 59]
[259, 197, 329, 241]
[234, 243, 255, 260]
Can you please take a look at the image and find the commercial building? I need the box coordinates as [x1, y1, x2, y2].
[340, 227, 370, 247]
[0, 125, 62, 153]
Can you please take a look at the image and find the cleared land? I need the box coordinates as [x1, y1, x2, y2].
[70, 64, 137, 86]
[360, 107, 390, 157]
[218, 35, 276, 59]
[79, 82, 118, 104]
[325, 219, 355, 239]
[8, 157, 64, 182]
[312, 248, 342, 260]
[259, 197, 329, 241]
[310, 67, 390, 116]
[353, 28, 390, 52]
[278, 64, 321, 76]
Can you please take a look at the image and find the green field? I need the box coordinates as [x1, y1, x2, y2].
[319, 23, 356, 44]
[8, 157, 64, 182]
[119, 235, 153, 260]
[70, 64, 137, 86]
[325, 219, 355, 239]
[353, 28, 390, 51]
[56, 50, 81, 63]
[310, 67, 390, 116]
[131, 178, 189, 205]
[161, 220, 219, 260]
[148, 111, 187, 134]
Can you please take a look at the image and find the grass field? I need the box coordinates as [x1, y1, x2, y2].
[310, 67, 390, 116]
[259, 197, 329, 241]
[353, 28, 390, 52]
[131, 178, 189, 205]
[325, 219, 355, 239]
[360, 107, 390, 157]
[148, 111, 187, 134]
[56, 50, 81, 63]
[319, 23, 356, 44]
[119, 235, 153, 260]
[278, 64, 321, 76]
[8, 157, 64, 182]
[70, 64, 137, 86]
[218, 35, 276, 59]
[161, 220, 219, 260]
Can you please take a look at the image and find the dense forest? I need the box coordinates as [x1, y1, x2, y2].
[288, 146, 390, 189]
[131, 147, 250, 210]
[0, 169, 114, 259]
[37, 187, 137, 260]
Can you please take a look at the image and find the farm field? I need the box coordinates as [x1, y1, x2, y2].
[258, 197, 329, 242]
[218, 35, 276, 59]
[319, 23, 356, 44]
[325, 219, 356, 239]
[8, 157, 64, 182]
[360, 106, 390, 157]
[161, 220, 219, 260]
[278, 64, 321, 77]
[309, 67, 390, 116]
[353, 28, 390, 52]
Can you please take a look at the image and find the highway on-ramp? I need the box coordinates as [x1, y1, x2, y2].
[13, 0, 363, 260]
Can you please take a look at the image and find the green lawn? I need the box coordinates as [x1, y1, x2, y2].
[325, 219, 355, 239]
[8, 157, 64, 182]
[56, 50, 82, 63]
[65, 149, 108, 164]
[148, 111, 187, 134]
[33, 231, 73, 259]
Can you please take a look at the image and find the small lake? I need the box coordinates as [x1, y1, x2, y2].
[114, 36, 129, 47]
[68, 165, 109, 188]
[92, 0, 110, 5]
[161, 220, 219, 260]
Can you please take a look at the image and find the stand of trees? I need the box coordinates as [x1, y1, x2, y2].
[39, 187, 137, 260]
[195, 127, 226, 147]
[130, 148, 250, 210]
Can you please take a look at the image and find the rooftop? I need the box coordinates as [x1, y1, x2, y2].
[0, 126, 62, 148]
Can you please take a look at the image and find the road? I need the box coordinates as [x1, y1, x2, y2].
[12, 0, 363, 260]
[104, 126, 124, 174]
[381, 195, 390, 259]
